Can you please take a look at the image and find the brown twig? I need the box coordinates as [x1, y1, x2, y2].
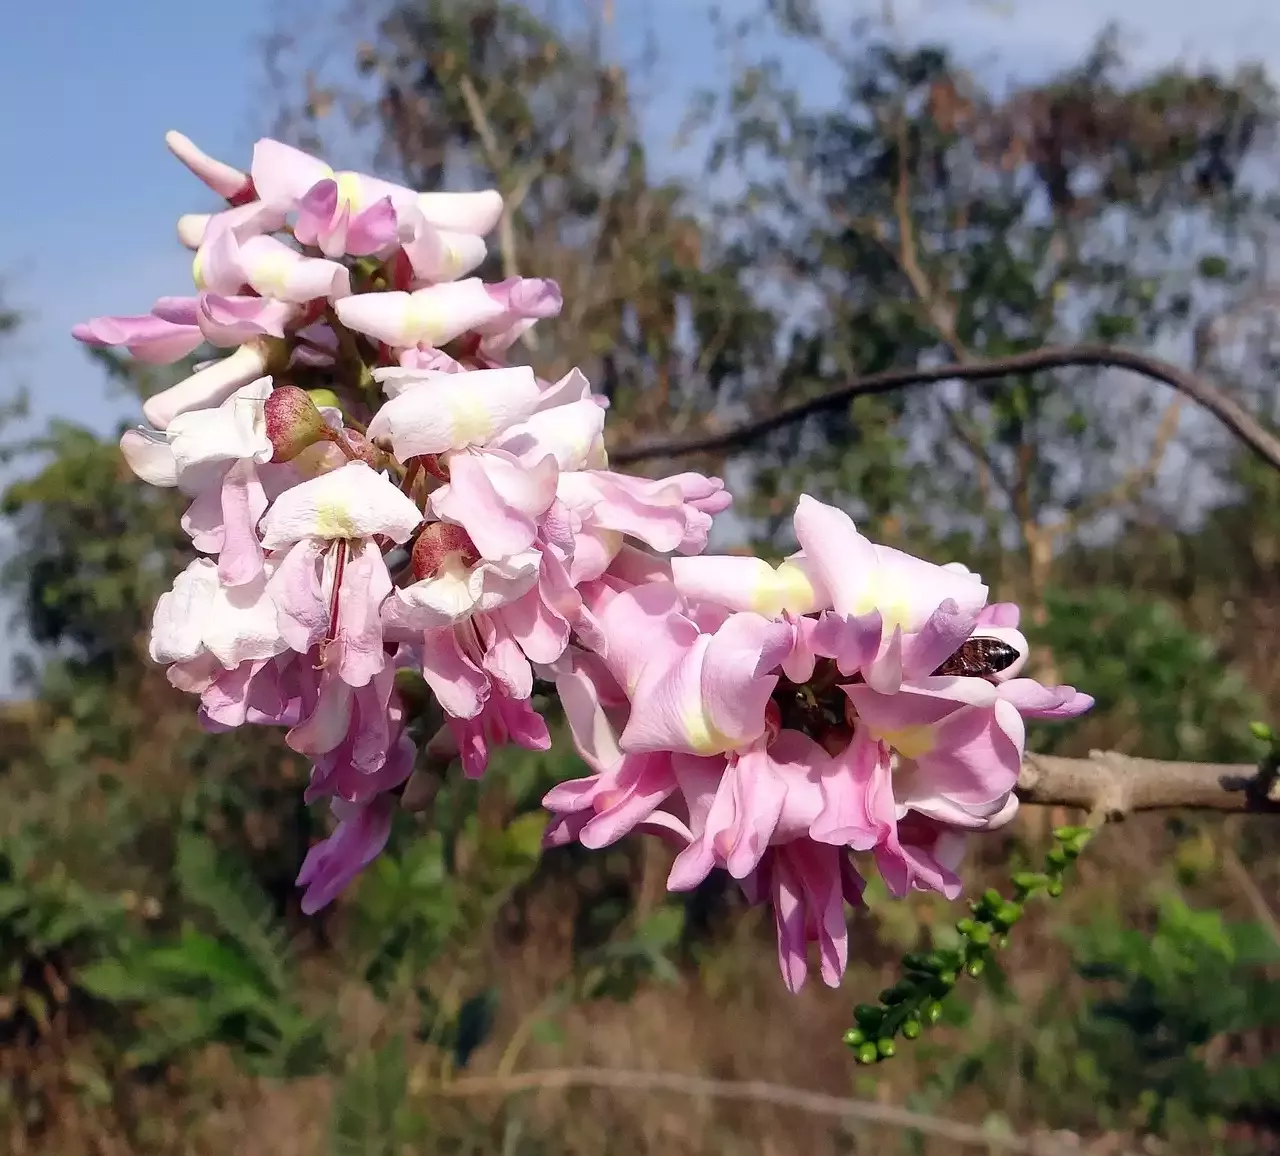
[611, 344, 1280, 471]
[427, 1066, 1109, 1155]
[457, 74, 540, 350]
[1017, 750, 1280, 818]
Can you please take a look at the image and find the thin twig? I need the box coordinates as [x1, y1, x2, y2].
[458, 72, 537, 353]
[611, 344, 1280, 472]
[1219, 845, 1280, 947]
[428, 1066, 1105, 1155]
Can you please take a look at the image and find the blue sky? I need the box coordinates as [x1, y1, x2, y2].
[2, 0, 1280, 692]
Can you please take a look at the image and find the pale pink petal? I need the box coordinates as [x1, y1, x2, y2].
[165, 130, 252, 199]
[492, 399, 607, 471]
[250, 138, 332, 206]
[671, 554, 823, 617]
[365, 365, 542, 457]
[420, 627, 489, 719]
[414, 189, 505, 235]
[259, 461, 423, 548]
[297, 796, 395, 914]
[216, 460, 268, 587]
[334, 279, 508, 348]
[266, 540, 329, 654]
[331, 540, 394, 687]
[120, 429, 179, 487]
[429, 450, 558, 559]
[998, 677, 1094, 719]
[142, 342, 272, 431]
[73, 313, 204, 364]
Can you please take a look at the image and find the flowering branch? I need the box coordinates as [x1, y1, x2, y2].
[611, 344, 1280, 472]
[78, 129, 1194, 1014]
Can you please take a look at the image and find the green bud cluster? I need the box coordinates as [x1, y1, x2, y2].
[843, 824, 1094, 1064]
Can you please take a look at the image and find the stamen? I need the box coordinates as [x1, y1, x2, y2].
[321, 539, 349, 660]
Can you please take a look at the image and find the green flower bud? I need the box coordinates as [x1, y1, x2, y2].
[1047, 879, 1064, 898]
[843, 1028, 865, 1048]
[857, 1042, 879, 1065]
[1249, 720, 1274, 743]
[925, 1001, 944, 1025]
[902, 1017, 922, 1040]
[876, 1038, 896, 1059]
[965, 958, 985, 978]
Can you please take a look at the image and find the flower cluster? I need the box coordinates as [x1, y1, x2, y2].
[81, 132, 1090, 990]
[543, 498, 1092, 991]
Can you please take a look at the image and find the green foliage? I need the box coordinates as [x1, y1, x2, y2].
[330, 1035, 429, 1156]
[1071, 895, 1280, 1138]
[1032, 587, 1265, 762]
[76, 832, 326, 1075]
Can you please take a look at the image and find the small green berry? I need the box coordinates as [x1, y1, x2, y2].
[967, 922, 992, 946]
[1047, 879, 1064, 898]
[1249, 721, 1274, 743]
[993, 901, 1023, 929]
[925, 1000, 944, 1025]
[877, 1037, 896, 1059]
[844, 1028, 865, 1048]
[902, 1018, 922, 1040]
[857, 1042, 879, 1065]
[966, 958, 985, 978]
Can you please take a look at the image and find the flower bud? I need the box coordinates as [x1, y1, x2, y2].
[264, 385, 330, 462]
[411, 521, 481, 581]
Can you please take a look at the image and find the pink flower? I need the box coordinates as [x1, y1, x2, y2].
[541, 656, 678, 847]
[471, 277, 564, 355]
[796, 496, 990, 691]
[195, 227, 351, 303]
[72, 309, 206, 364]
[122, 377, 276, 585]
[336, 280, 509, 349]
[141, 341, 278, 430]
[166, 130, 253, 201]
[557, 470, 731, 584]
[297, 795, 396, 914]
[611, 592, 794, 757]
[249, 139, 503, 262]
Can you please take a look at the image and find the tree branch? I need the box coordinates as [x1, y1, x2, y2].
[1017, 750, 1280, 819]
[611, 345, 1280, 471]
[428, 1066, 1112, 1155]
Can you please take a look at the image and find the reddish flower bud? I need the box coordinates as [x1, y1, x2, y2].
[264, 385, 330, 462]
[411, 521, 480, 581]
